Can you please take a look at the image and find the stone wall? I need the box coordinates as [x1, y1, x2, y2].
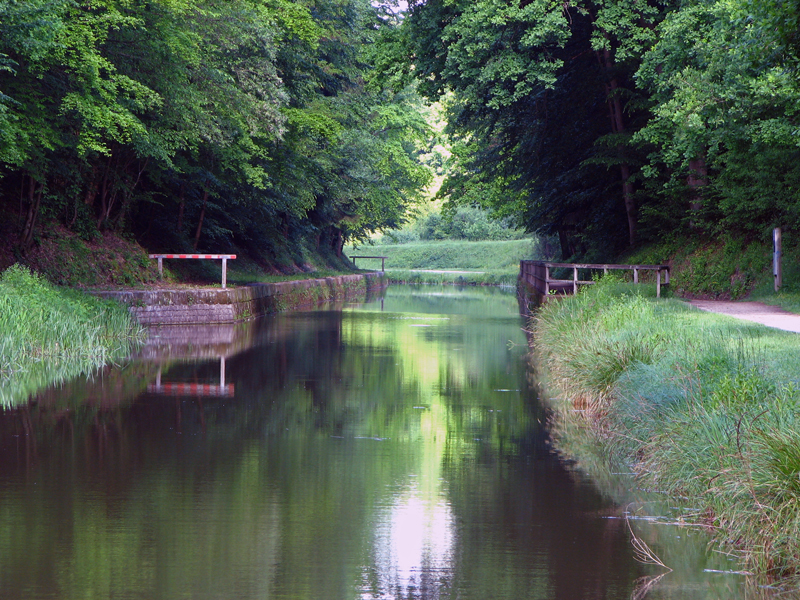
[92, 273, 387, 325]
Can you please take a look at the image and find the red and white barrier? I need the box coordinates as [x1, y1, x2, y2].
[147, 383, 235, 397]
[149, 254, 236, 288]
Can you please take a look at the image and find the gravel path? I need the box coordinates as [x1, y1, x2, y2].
[689, 300, 800, 333]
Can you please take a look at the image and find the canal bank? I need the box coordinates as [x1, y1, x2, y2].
[91, 272, 387, 325]
[523, 278, 800, 593]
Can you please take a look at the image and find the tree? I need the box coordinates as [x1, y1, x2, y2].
[383, 0, 668, 258]
[635, 0, 800, 236]
[0, 0, 433, 270]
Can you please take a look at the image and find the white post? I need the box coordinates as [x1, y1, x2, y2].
[633, 267, 639, 284]
[774, 227, 782, 292]
[573, 267, 578, 294]
[222, 257, 227, 289]
[158, 257, 163, 279]
[220, 356, 226, 389]
[657, 270, 661, 298]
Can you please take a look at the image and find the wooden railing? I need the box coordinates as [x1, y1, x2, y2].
[519, 261, 670, 298]
[350, 255, 387, 272]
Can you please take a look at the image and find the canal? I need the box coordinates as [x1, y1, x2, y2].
[0, 285, 753, 599]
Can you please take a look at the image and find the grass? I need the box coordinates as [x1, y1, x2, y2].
[227, 268, 361, 285]
[346, 238, 541, 270]
[532, 275, 800, 590]
[624, 234, 771, 300]
[384, 269, 518, 286]
[0, 264, 144, 406]
[344, 238, 541, 286]
[623, 231, 800, 315]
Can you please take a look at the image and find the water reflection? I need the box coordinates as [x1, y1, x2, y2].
[0, 286, 760, 599]
[366, 487, 455, 600]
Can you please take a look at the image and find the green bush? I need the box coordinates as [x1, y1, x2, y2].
[376, 205, 525, 244]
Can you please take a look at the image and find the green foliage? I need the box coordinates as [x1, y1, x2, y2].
[347, 238, 541, 271]
[391, 0, 661, 258]
[0, 0, 433, 272]
[0, 264, 143, 404]
[633, 0, 800, 238]
[385, 269, 518, 286]
[381, 0, 800, 264]
[402, 205, 525, 242]
[625, 235, 769, 299]
[13, 226, 162, 287]
[535, 280, 800, 585]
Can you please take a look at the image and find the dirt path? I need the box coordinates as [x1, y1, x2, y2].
[689, 300, 800, 333]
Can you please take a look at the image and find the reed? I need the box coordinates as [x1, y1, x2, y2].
[533, 276, 800, 589]
[0, 265, 144, 406]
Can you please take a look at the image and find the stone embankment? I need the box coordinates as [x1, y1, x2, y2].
[93, 272, 387, 325]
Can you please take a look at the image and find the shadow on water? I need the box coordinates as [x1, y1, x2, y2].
[0, 285, 773, 599]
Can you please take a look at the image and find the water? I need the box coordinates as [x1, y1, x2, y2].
[0, 286, 755, 599]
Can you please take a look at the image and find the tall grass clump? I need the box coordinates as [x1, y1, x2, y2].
[0, 265, 144, 406]
[533, 276, 800, 589]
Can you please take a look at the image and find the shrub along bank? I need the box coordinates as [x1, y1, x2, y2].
[0, 265, 144, 406]
[531, 278, 800, 589]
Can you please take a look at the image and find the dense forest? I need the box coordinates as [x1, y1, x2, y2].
[1, 0, 799, 271]
[378, 0, 800, 260]
[0, 0, 431, 271]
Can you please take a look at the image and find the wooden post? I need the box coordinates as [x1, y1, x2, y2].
[221, 257, 228, 289]
[774, 227, 782, 292]
[381, 257, 385, 272]
[545, 265, 550, 295]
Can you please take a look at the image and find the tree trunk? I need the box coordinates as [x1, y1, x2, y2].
[687, 156, 708, 228]
[96, 154, 114, 229]
[21, 175, 44, 252]
[600, 48, 636, 246]
[334, 228, 343, 257]
[112, 158, 148, 229]
[558, 229, 573, 259]
[193, 188, 208, 251]
[83, 164, 98, 206]
[620, 162, 636, 246]
[177, 183, 185, 233]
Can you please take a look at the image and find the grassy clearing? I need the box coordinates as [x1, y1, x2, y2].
[0, 264, 144, 406]
[345, 238, 541, 271]
[532, 276, 800, 589]
[385, 269, 517, 286]
[344, 238, 540, 286]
